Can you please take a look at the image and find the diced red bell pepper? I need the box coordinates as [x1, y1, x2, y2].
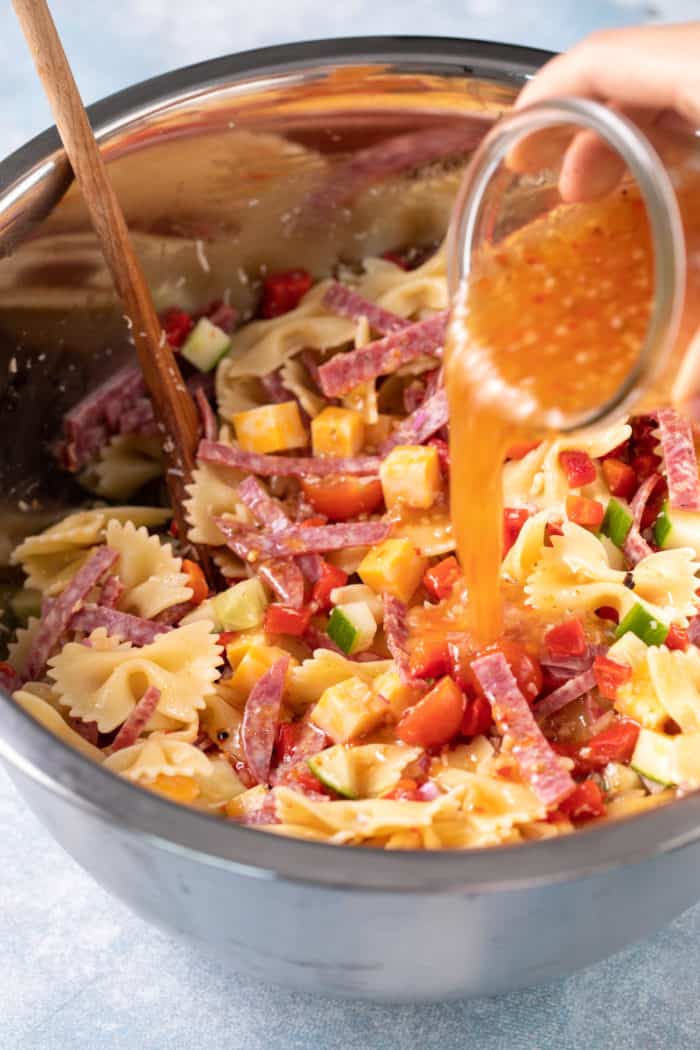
[161, 307, 193, 348]
[409, 633, 452, 680]
[264, 604, 313, 637]
[258, 270, 313, 319]
[311, 561, 348, 612]
[632, 452, 660, 481]
[559, 450, 597, 488]
[550, 740, 591, 779]
[583, 719, 640, 768]
[545, 618, 587, 660]
[460, 694, 492, 737]
[593, 654, 632, 699]
[396, 676, 466, 748]
[506, 440, 540, 461]
[545, 519, 564, 541]
[666, 624, 689, 651]
[182, 559, 209, 606]
[454, 638, 543, 705]
[301, 476, 384, 522]
[602, 457, 638, 500]
[559, 779, 606, 823]
[566, 495, 605, 529]
[218, 630, 238, 649]
[596, 605, 619, 625]
[503, 507, 531, 556]
[423, 556, 461, 601]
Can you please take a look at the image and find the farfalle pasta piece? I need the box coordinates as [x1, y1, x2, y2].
[48, 622, 222, 732]
[13, 684, 103, 762]
[103, 732, 213, 783]
[501, 511, 548, 585]
[11, 505, 171, 595]
[287, 649, 392, 709]
[279, 358, 325, 418]
[609, 634, 700, 731]
[525, 522, 699, 624]
[357, 246, 448, 318]
[105, 520, 192, 619]
[81, 434, 164, 499]
[184, 462, 250, 547]
[502, 421, 632, 512]
[7, 616, 41, 677]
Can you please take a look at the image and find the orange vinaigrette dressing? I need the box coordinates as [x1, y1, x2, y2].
[446, 170, 700, 648]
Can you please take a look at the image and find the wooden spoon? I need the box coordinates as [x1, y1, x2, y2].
[12, 0, 213, 579]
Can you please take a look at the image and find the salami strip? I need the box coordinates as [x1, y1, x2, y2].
[471, 651, 575, 808]
[630, 473, 662, 529]
[153, 602, 192, 627]
[198, 439, 381, 478]
[270, 722, 328, 786]
[214, 516, 389, 559]
[70, 604, 171, 644]
[241, 656, 289, 784]
[689, 615, 700, 647]
[534, 668, 597, 720]
[381, 387, 449, 453]
[61, 365, 144, 469]
[26, 548, 118, 681]
[657, 408, 700, 510]
[237, 476, 289, 531]
[322, 282, 410, 335]
[194, 386, 218, 442]
[403, 379, 427, 414]
[258, 559, 305, 608]
[623, 528, 653, 566]
[242, 792, 280, 825]
[303, 624, 344, 655]
[111, 686, 161, 752]
[317, 313, 447, 398]
[99, 575, 124, 609]
[68, 717, 99, 746]
[119, 397, 157, 436]
[622, 473, 661, 565]
[382, 594, 413, 684]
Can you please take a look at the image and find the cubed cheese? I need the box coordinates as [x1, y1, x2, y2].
[226, 643, 296, 700]
[311, 406, 365, 457]
[373, 669, 424, 721]
[233, 401, 307, 453]
[380, 444, 442, 510]
[358, 537, 427, 603]
[310, 676, 387, 743]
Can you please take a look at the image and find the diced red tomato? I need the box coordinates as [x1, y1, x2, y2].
[169, 520, 179, 538]
[218, 631, 238, 649]
[284, 764, 332, 797]
[161, 307, 193, 348]
[503, 507, 531, 556]
[506, 440, 540, 461]
[383, 777, 421, 800]
[311, 561, 348, 612]
[602, 457, 638, 500]
[559, 779, 606, 823]
[460, 694, 492, 737]
[274, 721, 301, 765]
[409, 633, 451, 680]
[258, 270, 313, 319]
[381, 250, 411, 270]
[550, 740, 590, 779]
[300, 475, 384, 522]
[666, 624, 689, 651]
[583, 719, 640, 769]
[559, 449, 597, 488]
[593, 654, 632, 699]
[545, 519, 564, 541]
[631, 452, 660, 481]
[545, 618, 587, 660]
[456, 638, 543, 705]
[264, 605, 313, 637]
[427, 437, 450, 474]
[640, 482, 667, 532]
[396, 676, 466, 748]
[423, 556, 461, 601]
[566, 495, 605, 529]
[596, 605, 619, 624]
[182, 559, 209, 605]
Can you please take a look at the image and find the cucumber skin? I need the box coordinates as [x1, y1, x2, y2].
[181, 318, 231, 372]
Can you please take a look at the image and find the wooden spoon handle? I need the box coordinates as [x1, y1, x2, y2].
[12, 0, 211, 575]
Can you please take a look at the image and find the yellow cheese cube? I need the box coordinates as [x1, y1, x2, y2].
[358, 538, 427, 603]
[224, 631, 269, 670]
[373, 670, 423, 721]
[365, 414, 398, 452]
[311, 406, 365, 457]
[380, 444, 442, 510]
[311, 676, 388, 743]
[233, 401, 307, 454]
[226, 643, 296, 701]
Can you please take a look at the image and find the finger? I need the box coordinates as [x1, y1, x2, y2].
[516, 24, 700, 127]
[558, 105, 656, 202]
[507, 124, 577, 176]
[672, 326, 700, 415]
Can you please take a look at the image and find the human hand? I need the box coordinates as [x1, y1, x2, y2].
[513, 22, 700, 202]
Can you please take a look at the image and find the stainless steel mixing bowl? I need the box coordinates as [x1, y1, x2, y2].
[2, 37, 700, 1003]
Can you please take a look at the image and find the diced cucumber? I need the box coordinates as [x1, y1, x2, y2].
[602, 761, 642, 796]
[327, 602, 377, 655]
[329, 583, 383, 621]
[181, 317, 231, 372]
[630, 728, 676, 786]
[653, 500, 700, 556]
[308, 743, 421, 799]
[213, 578, 268, 631]
[601, 497, 633, 548]
[615, 602, 668, 646]
[10, 587, 42, 623]
[307, 748, 358, 799]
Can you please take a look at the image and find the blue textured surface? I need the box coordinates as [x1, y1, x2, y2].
[1, 1, 698, 1046]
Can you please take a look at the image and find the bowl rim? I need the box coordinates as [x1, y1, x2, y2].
[5, 33, 700, 894]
